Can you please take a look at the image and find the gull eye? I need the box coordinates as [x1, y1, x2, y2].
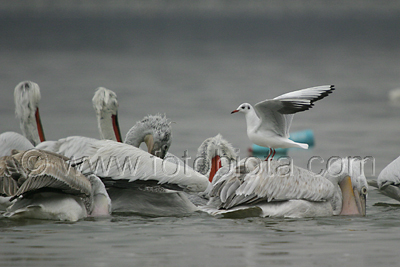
[241, 106, 245, 109]
[247, 106, 250, 109]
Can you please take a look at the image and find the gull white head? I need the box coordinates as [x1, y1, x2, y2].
[14, 81, 45, 146]
[92, 87, 122, 142]
[231, 103, 253, 114]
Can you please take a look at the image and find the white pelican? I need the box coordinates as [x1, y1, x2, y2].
[29, 87, 122, 158]
[38, 94, 172, 158]
[367, 156, 400, 202]
[195, 135, 367, 218]
[92, 87, 172, 157]
[0, 149, 111, 221]
[92, 87, 122, 142]
[37, 113, 172, 159]
[124, 114, 172, 159]
[0, 132, 34, 157]
[231, 85, 334, 159]
[195, 134, 238, 183]
[71, 140, 209, 216]
[0, 81, 45, 156]
[183, 134, 238, 206]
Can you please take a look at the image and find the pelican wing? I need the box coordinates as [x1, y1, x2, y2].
[78, 141, 209, 192]
[0, 132, 34, 157]
[12, 150, 91, 198]
[377, 155, 400, 188]
[0, 156, 21, 196]
[210, 160, 336, 209]
[36, 136, 105, 160]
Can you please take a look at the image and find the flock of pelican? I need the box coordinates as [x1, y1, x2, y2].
[0, 80, 395, 222]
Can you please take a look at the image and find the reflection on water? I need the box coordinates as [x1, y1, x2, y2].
[1, 190, 399, 266]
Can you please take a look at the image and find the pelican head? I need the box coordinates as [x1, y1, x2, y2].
[195, 134, 237, 182]
[14, 81, 45, 146]
[124, 114, 172, 159]
[324, 157, 368, 216]
[92, 87, 122, 142]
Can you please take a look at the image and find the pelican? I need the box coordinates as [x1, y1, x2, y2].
[195, 135, 367, 218]
[37, 112, 172, 161]
[124, 114, 172, 159]
[30, 87, 122, 158]
[0, 132, 34, 157]
[92, 87, 122, 142]
[0, 81, 45, 156]
[231, 85, 334, 159]
[93, 86, 173, 157]
[38, 86, 172, 159]
[70, 140, 209, 216]
[195, 134, 238, 182]
[0, 149, 111, 221]
[367, 156, 400, 202]
[183, 134, 238, 206]
[92, 87, 172, 157]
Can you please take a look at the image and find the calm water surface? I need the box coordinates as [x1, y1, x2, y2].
[1, 13, 400, 266]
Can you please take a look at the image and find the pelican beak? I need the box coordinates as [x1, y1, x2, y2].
[339, 176, 366, 216]
[353, 187, 367, 216]
[112, 113, 122, 142]
[209, 155, 222, 182]
[35, 107, 46, 143]
[231, 110, 239, 114]
[155, 148, 167, 159]
[143, 134, 155, 155]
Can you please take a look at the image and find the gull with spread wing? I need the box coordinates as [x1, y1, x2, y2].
[231, 85, 335, 159]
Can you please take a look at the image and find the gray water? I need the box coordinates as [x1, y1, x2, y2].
[1, 9, 400, 266]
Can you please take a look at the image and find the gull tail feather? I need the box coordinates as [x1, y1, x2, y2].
[297, 143, 309, 149]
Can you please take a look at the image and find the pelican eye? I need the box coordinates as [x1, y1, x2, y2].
[361, 186, 367, 195]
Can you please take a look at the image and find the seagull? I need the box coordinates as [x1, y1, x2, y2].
[231, 85, 335, 159]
